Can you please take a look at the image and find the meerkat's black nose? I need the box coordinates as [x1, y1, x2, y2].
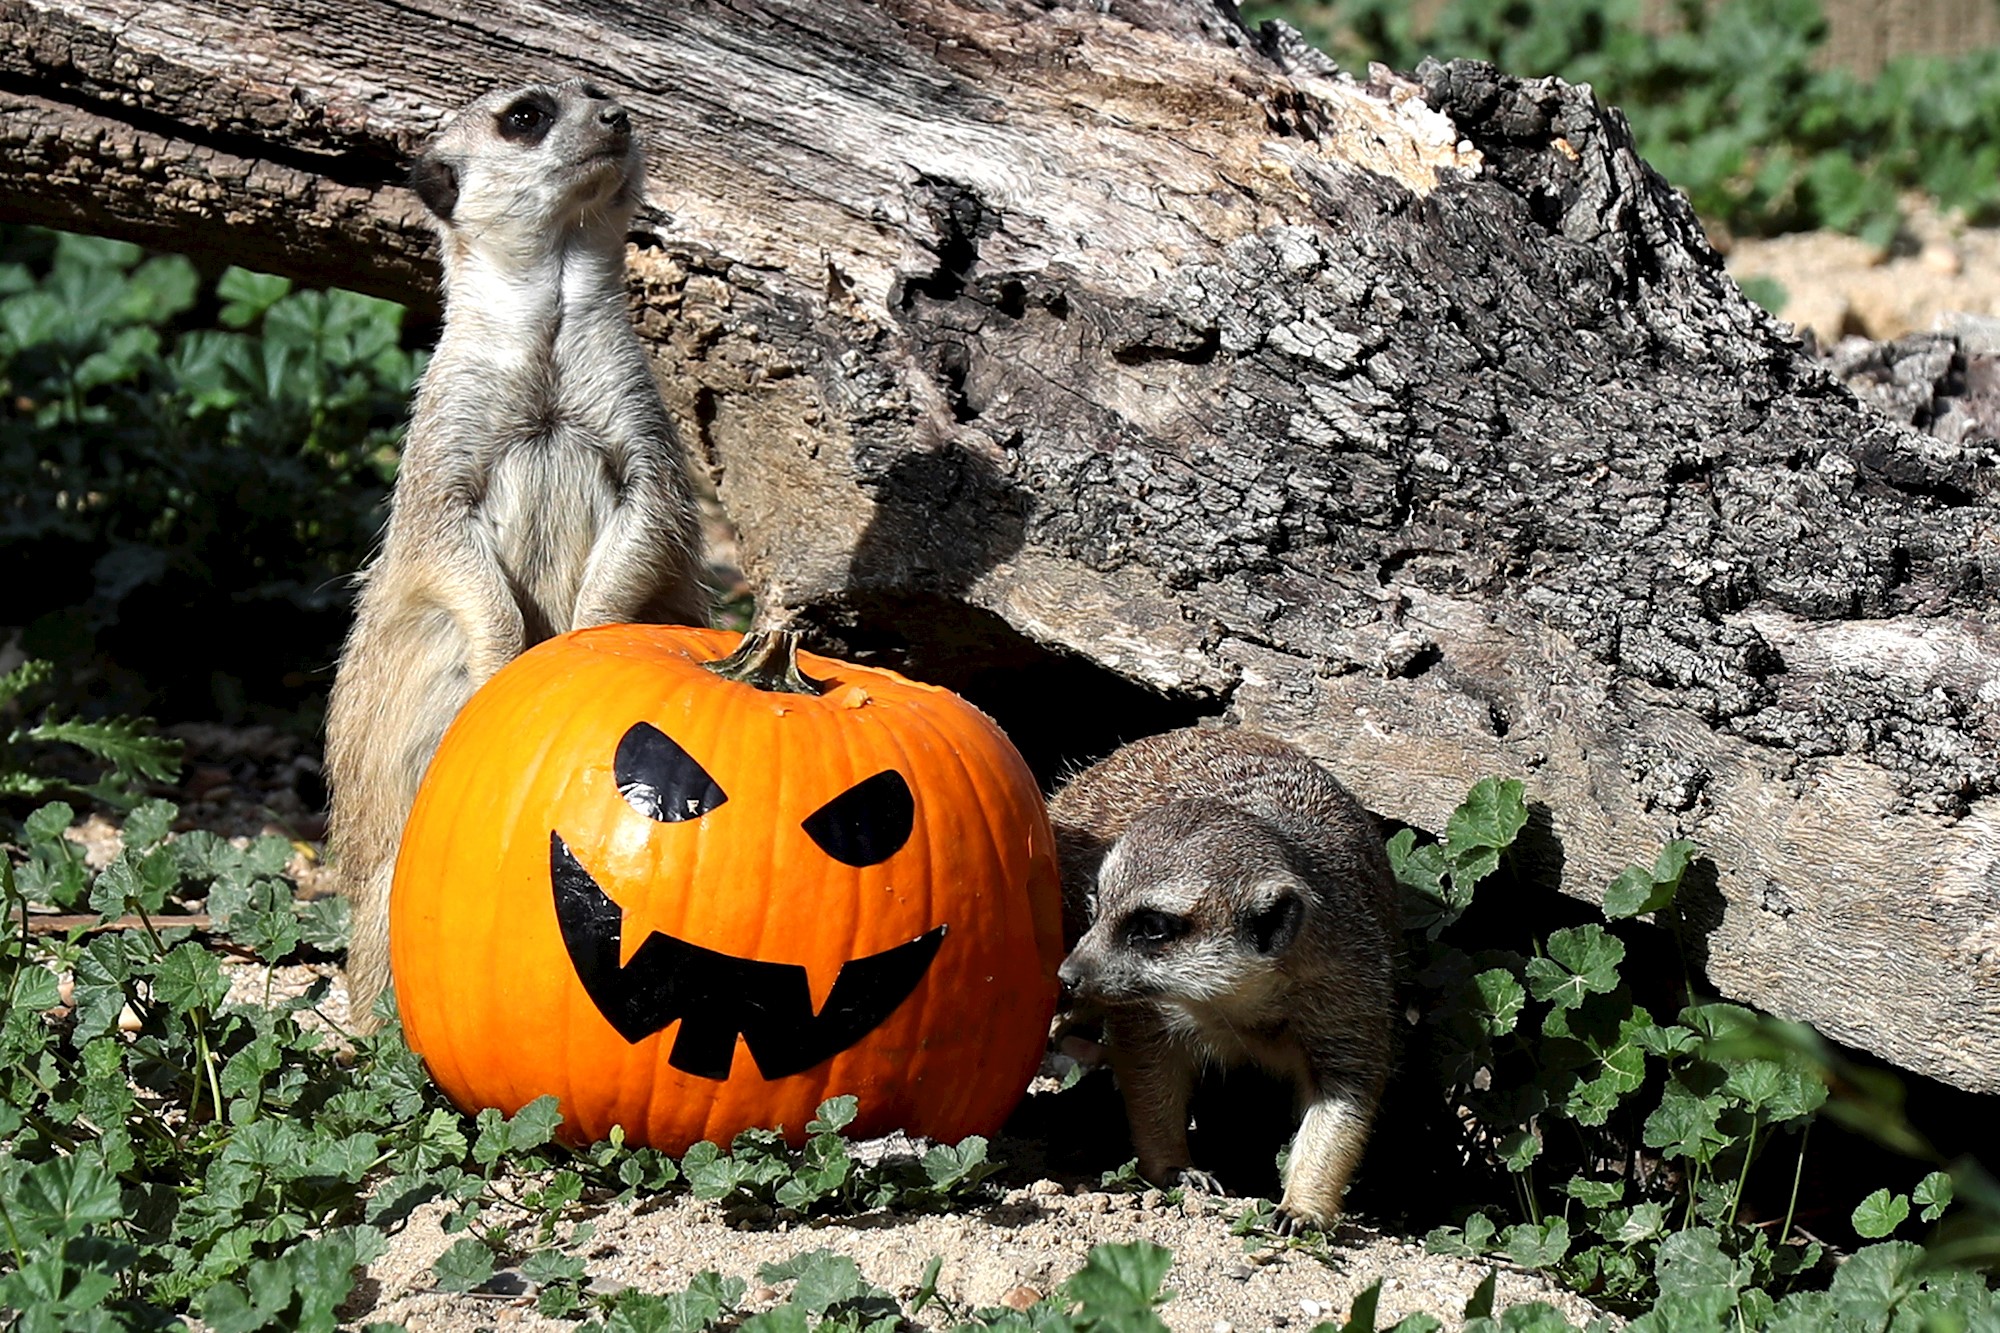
[601, 106, 631, 134]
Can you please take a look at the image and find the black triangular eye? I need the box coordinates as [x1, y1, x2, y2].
[802, 770, 914, 867]
[615, 722, 727, 822]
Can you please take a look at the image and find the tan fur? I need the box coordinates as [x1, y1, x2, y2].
[326, 80, 706, 1032]
[1051, 727, 1397, 1227]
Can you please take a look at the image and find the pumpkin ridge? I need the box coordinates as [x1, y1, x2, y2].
[833, 687, 914, 1128]
[680, 658, 765, 1137]
[862, 685, 948, 1123]
[915, 690, 1057, 1130]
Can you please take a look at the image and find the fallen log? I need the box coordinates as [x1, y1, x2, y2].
[3, 0, 1995, 1092]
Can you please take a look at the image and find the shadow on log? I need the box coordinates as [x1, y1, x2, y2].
[2, 0, 1996, 1091]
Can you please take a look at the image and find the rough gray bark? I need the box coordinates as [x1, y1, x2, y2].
[4, 0, 1997, 1093]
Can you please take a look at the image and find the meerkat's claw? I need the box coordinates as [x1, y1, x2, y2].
[1169, 1167, 1228, 1197]
[1272, 1203, 1328, 1236]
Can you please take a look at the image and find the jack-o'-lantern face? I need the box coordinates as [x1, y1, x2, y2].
[550, 720, 942, 1079]
[391, 625, 1062, 1154]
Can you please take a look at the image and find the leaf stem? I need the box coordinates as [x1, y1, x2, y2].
[1779, 1121, 1811, 1248]
[0, 1193, 26, 1272]
[2, 857, 27, 1022]
[194, 1018, 224, 1124]
[1727, 1117, 1759, 1227]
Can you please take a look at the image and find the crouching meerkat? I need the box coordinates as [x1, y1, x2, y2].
[326, 79, 706, 1032]
[1051, 727, 1398, 1228]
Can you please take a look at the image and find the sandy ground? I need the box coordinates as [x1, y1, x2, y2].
[355, 1189, 1606, 1332]
[1725, 201, 2000, 344]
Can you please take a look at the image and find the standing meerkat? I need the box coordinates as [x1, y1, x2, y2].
[327, 78, 706, 1032]
[1051, 727, 1398, 1228]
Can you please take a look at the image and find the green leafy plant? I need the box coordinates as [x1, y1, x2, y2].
[1391, 779, 1829, 1307]
[565, 1240, 1178, 1333]
[0, 773, 1152, 1330]
[0, 795, 424, 1329]
[0, 790, 1024, 1329]
[0, 226, 419, 724]
[678, 1094, 1003, 1218]
[0, 658, 182, 813]
[1377, 775, 2000, 1329]
[7, 777, 1996, 1330]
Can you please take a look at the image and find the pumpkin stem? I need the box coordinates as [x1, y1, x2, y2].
[704, 630, 828, 696]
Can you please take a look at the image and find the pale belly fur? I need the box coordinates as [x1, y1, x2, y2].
[481, 434, 618, 639]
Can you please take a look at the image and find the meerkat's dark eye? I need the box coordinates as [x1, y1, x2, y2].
[1120, 909, 1189, 952]
[497, 97, 555, 144]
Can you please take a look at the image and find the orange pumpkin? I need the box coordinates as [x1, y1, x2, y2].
[390, 624, 1063, 1151]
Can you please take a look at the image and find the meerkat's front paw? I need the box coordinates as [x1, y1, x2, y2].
[1272, 1202, 1333, 1235]
[1163, 1166, 1227, 1197]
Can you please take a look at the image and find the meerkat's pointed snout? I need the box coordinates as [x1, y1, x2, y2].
[1056, 950, 1091, 998]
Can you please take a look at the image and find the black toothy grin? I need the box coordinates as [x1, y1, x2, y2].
[549, 833, 946, 1080]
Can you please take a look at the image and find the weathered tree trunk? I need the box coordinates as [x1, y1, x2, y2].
[5, 0, 1997, 1094]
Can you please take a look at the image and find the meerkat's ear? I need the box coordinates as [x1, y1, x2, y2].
[409, 153, 461, 223]
[1244, 882, 1306, 956]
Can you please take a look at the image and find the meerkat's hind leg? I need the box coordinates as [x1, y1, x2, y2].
[333, 599, 487, 1034]
[1275, 1081, 1379, 1231]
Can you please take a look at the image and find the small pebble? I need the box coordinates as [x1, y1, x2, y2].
[745, 1285, 779, 1304]
[1000, 1286, 1041, 1312]
[1182, 1195, 1208, 1218]
[1140, 1188, 1166, 1210]
[470, 1269, 531, 1297]
[1077, 1192, 1111, 1215]
[1226, 1265, 1253, 1282]
[1272, 1316, 1291, 1329]
[1299, 1299, 1324, 1318]
[1213, 1322, 1234, 1333]
[1921, 241, 1963, 276]
[1029, 1179, 1065, 1198]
